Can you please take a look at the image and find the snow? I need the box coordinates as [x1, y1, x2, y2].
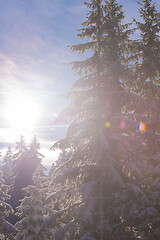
[0, 218, 18, 234]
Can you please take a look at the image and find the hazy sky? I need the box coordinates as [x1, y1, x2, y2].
[0, 0, 159, 167]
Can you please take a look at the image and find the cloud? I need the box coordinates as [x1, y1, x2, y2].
[0, 49, 68, 95]
[0, 0, 84, 95]
[65, 3, 87, 22]
[11, 36, 46, 54]
[0, 0, 64, 57]
[0, 54, 24, 103]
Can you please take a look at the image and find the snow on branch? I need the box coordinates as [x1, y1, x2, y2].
[0, 200, 14, 214]
[39, 202, 84, 234]
[0, 218, 18, 234]
[45, 186, 75, 204]
[79, 232, 97, 240]
[51, 219, 76, 240]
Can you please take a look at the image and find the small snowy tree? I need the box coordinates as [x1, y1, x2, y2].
[15, 185, 44, 240]
[8, 136, 44, 225]
[8, 136, 30, 224]
[0, 171, 17, 239]
[29, 135, 44, 172]
[15, 168, 53, 240]
[1, 147, 15, 187]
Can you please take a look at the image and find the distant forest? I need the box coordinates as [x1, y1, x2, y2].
[0, 0, 160, 239]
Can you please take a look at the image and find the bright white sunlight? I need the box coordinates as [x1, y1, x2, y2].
[4, 94, 41, 131]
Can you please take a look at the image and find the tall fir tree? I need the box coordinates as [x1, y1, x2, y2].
[132, 0, 160, 153]
[45, 1, 150, 239]
[133, 0, 160, 91]
[131, 0, 160, 238]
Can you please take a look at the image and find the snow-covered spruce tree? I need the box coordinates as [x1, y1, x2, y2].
[8, 136, 44, 225]
[130, 1, 160, 238]
[0, 171, 17, 239]
[29, 135, 44, 172]
[8, 136, 30, 225]
[1, 147, 15, 187]
[15, 168, 52, 240]
[43, 1, 151, 239]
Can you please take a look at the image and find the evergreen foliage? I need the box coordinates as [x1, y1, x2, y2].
[8, 136, 44, 225]
[15, 174, 44, 239]
[47, 0, 150, 239]
[29, 135, 44, 171]
[15, 167, 53, 240]
[0, 171, 17, 239]
[133, 0, 160, 91]
[130, 0, 160, 238]
[9, 136, 32, 216]
[1, 147, 15, 187]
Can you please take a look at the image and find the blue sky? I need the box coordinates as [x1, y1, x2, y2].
[0, 0, 159, 167]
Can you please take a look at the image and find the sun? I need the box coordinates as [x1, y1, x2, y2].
[4, 94, 41, 131]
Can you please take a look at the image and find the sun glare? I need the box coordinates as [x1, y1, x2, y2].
[4, 94, 41, 131]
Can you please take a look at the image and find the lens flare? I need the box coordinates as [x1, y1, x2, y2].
[120, 120, 125, 129]
[105, 122, 110, 128]
[138, 122, 146, 132]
